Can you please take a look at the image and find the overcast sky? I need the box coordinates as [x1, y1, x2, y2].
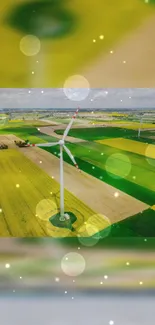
[0, 88, 155, 110]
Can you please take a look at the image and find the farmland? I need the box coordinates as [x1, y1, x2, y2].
[0, 114, 155, 239]
[0, 124, 58, 144]
[0, 147, 100, 237]
[42, 141, 155, 203]
[96, 138, 155, 160]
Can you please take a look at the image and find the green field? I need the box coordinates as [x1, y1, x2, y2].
[0, 125, 58, 144]
[56, 127, 138, 140]
[56, 126, 155, 141]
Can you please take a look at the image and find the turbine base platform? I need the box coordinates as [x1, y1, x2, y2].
[49, 211, 77, 231]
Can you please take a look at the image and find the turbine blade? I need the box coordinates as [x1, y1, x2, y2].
[62, 108, 79, 140]
[28, 142, 59, 147]
[63, 145, 80, 172]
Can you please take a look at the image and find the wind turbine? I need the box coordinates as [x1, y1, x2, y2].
[28, 108, 80, 222]
[138, 113, 147, 138]
[138, 115, 143, 138]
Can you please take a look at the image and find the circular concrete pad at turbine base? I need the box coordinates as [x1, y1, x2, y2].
[49, 211, 77, 232]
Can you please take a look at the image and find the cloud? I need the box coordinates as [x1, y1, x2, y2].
[0, 88, 155, 110]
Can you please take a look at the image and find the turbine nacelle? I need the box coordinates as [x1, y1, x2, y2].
[59, 139, 65, 146]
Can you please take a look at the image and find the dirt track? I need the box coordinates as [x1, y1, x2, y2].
[83, 14, 155, 87]
[40, 125, 87, 143]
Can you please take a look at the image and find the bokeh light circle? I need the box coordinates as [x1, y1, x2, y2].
[20, 35, 41, 56]
[77, 223, 100, 247]
[36, 199, 57, 221]
[63, 75, 90, 101]
[145, 144, 155, 166]
[77, 214, 111, 247]
[105, 153, 131, 179]
[61, 252, 85, 276]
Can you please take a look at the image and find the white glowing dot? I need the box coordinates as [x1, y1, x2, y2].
[52, 176, 54, 179]
[110, 50, 113, 54]
[126, 262, 130, 266]
[101, 153, 104, 155]
[120, 99, 123, 102]
[114, 192, 119, 198]
[145, 0, 149, 3]
[5, 263, 10, 268]
[104, 275, 108, 279]
[133, 176, 136, 179]
[72, 297, 74, 300]
[55, 277, 60, 282]
[109, 321, 114, 325]
[36, 60, 39, 63]
[73, 280, 75, 283]
[50, 192, 53, 195]
[91, 99, 93, 101]
[16, 184, 20, 188]
[20, 276, 22, 279]
[35, 214, 38, 217]
[91, 111, 94, 114]
[123, 60, 126, 64]
[32, 71, 34, 74]
[99, 35, 104, 40]
[39, 160, 42, 164]
[100, 176, 103, 179]
[139, 281, 143, 285]
[37, 128, 40, 131]
[13, 290, 15, 293]
[129, 96, 131, 99]
[100, 281, 103, 284]
[0, 208, 2, 213]
[65, 291, 67, 294]
[41, 90, 44, 93]
[28, 90, 31, 94]
[144, 238, 147, 242]
[78, 247, 80, 250]
[93, 39, 96, 43]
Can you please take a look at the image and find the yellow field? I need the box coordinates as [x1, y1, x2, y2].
[96, 138, 155, 160]
[0, 0, 153, 87]
[7, 120, 51, 126]
[90, 121, 155, 129]
[0, 148, 109, 237]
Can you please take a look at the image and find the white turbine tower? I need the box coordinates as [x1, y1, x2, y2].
[28, 108, 80, 222]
